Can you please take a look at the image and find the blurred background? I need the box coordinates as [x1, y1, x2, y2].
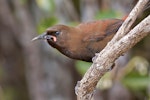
[0, 0, 149, 100]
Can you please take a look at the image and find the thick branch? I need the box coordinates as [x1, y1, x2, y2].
[75, 0, 150, 99]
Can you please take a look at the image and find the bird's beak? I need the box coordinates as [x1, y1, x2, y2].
[32, 32, 57, 42]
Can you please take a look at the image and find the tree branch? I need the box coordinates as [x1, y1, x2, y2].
[75, 0, 150, 99]
[109, 0, 149, 44]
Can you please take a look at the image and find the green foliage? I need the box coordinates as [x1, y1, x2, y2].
[36, 0, 55, 12]
[95, 10, 121, 19]
[37, 17, 58, 34]
[1, 87, 17, 100]
[123, 77, 149, 91]
[121, 56, 149, 95]
[75, 61, 91, 76]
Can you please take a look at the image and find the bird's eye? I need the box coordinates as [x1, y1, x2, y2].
[55, 31, 60, 36]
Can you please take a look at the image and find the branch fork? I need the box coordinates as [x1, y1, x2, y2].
[75, 0, 150, 99]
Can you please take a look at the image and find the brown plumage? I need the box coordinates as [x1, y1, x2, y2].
[32, 19, 123, 62]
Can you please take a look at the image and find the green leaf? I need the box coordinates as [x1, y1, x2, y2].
[37, 17, 58, 34]
[122, 77, 150, 91]
[75, 61, 91, 76]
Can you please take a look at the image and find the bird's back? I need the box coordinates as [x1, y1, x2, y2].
[73, 19, 124, 62]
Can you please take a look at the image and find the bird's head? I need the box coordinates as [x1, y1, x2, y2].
[32, 25, 72, 49]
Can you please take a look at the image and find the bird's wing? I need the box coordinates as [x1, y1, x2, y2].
[83, 32, 106, 42]
[82, 19, 123, 42]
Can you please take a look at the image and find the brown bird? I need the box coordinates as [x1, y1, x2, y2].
[32, 2, 150, 62]
[32, 19, 123, 62]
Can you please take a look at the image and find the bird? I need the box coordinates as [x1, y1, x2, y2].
[32, 19, 124, 62]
